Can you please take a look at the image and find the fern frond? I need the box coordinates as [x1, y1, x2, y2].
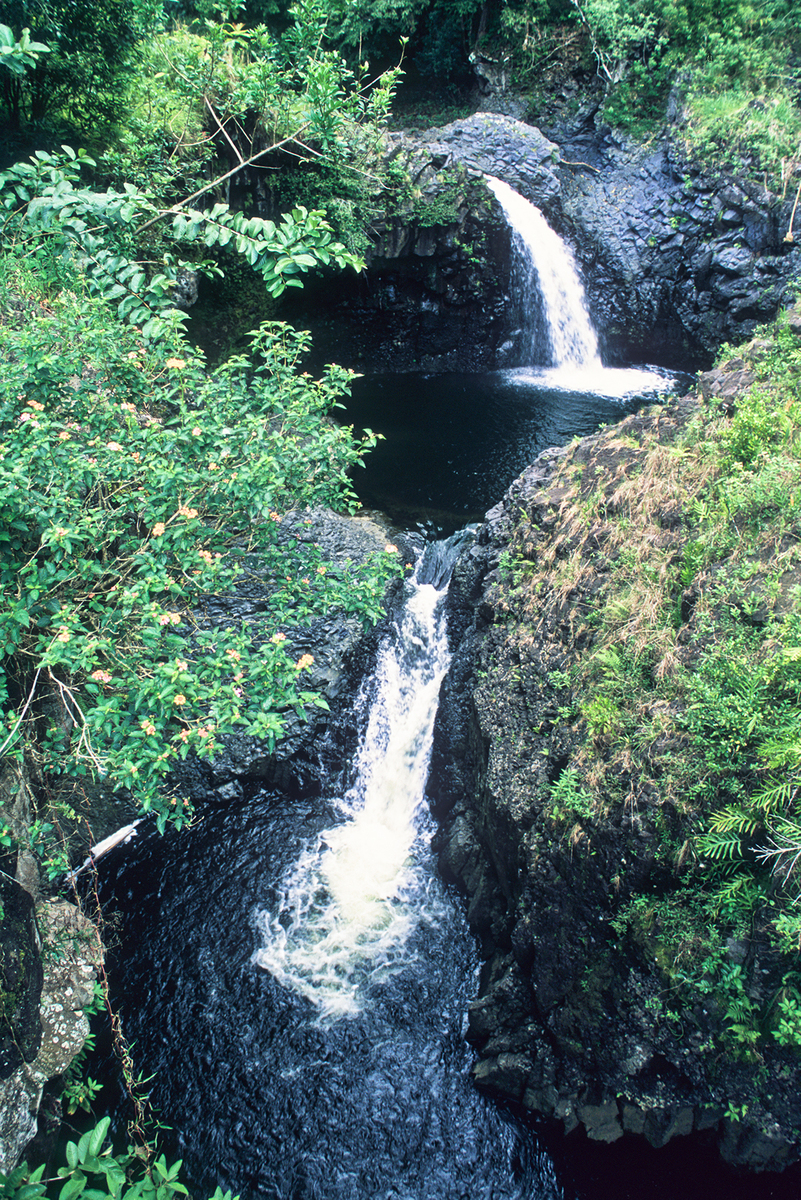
[752, 777, 800, 815]
[707, 805, 759, 836]
[697, 827, 747, 861]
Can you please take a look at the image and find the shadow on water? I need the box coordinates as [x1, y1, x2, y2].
[340, 368, 682, 534]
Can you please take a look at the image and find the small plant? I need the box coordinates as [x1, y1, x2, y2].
[548, 767, 595, 825]
[583, 694, 621, 738]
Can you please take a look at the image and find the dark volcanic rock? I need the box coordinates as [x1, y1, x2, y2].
[0, 876, 42, 1077]
[430, 357, 801, 1172]
[292, 113, 799, 373]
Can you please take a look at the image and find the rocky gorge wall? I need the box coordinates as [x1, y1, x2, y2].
[428, 346, 801, 1172]
[289, 112, 799, 374]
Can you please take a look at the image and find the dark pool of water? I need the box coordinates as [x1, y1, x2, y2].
[94, 792, 564, 1200]
[340, 368, 679, 534]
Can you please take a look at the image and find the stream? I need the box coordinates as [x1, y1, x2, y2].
[92, 184, 798, 1200]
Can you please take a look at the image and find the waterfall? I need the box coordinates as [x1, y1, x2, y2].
[487, 175, 674, 399]
[252, 537, 465, 1019]
[487, 175, 602, 370]
[93, 527, 567, 1199]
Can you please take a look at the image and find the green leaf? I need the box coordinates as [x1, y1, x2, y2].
[58, 1173, 87, 1200]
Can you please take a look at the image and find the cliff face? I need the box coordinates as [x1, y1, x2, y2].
[287, 112, 799, 374]
[430, 331, 801, 1172]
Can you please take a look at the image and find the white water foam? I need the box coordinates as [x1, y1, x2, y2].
[505, 364, 676, 399]
[252, 562, 452, 1019]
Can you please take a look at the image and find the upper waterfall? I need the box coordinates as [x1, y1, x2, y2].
[487, 175, 602, 371]
[487, 176, 675, 399]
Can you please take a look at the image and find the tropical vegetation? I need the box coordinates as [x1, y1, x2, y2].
[0, 0, 800, 1190]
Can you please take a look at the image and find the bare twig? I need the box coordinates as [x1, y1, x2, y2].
[0, 666, 43, 759]
[784, 174, 801, 243]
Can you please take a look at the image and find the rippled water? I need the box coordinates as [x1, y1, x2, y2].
[99, 793, 568, 1200]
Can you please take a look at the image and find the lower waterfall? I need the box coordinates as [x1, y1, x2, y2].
[95, 534, 565, 1200]
[252, 540, 462, 1019]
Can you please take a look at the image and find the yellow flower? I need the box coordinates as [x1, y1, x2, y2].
[296, 654, 314, 670]
[107, 441, 123, 452]
[26, 400, 44, 412]
[152, 522, 166, 537]
[140, 719, 157, 736]
[173, 694, 187, 707]
[166, 357, 186, 370]
[178, 506, 198, 519]
[270, 631, 287, 644]
[58, 431, 71, 441]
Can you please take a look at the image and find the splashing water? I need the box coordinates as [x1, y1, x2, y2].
[253, 552, 454, 1018]
[486, 175, 675, 398]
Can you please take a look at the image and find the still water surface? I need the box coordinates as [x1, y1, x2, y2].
[341, 367, 677, 532]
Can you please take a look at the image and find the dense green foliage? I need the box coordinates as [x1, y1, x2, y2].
[0, 162, 399, 839]
[0, 6, 410, 1185]
[0, 1117, 232, 1200]
[0, 0, 159, 129]
[580, 318, 801, 1056]
[487, 313, 801, 1064]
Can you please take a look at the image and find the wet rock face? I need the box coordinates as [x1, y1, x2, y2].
[0, 876, 42, 1078]
[556, 138, 798, 367]
[283, 176, 513, 375]
[0, 900, 102, 1174]
[297, 112, 798, 372]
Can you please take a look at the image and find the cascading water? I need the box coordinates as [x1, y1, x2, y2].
[486, 175, 674, 399]
[94, 533, 566, 1200]
[252, 544, 457, 1018]
[486, 176, 602, 371]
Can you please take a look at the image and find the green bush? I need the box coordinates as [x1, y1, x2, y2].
[0, 275, 400, 829]
[0, 0, 160, 130]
